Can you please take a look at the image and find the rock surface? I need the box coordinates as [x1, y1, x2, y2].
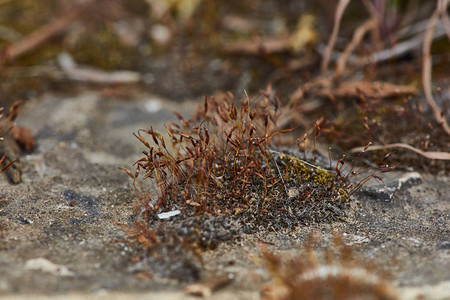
[0, 92, 449, 299]
[357, 171, 423, 201]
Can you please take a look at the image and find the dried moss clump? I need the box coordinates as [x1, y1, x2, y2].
[123, 93, 395, 279]
[128, 94, 354, 228]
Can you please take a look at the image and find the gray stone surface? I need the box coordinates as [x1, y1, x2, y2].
[357, 172, 423, 201]
[0, 93, 449, 299]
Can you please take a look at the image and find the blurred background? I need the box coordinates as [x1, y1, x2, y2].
[0, 0, 448, 172]
[0, 0, 446, 101]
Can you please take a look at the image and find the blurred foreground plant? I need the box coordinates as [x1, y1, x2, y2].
[0, 100, 24, 175]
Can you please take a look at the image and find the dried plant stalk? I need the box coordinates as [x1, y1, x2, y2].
[440, 0, 450, 39]
[335, 18, 378, 79]
[361, 0, 383, 51]
[351, 143, 450, 160]
[321, 0, 351, 73]
[422, 0, 450, 136]
[0, 1, 95, 65]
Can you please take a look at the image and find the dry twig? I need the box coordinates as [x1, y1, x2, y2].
[319, 81, 417, 99]
[321, 0, 351, 73]
[58, 53, 140, 84]
[223, 37, 290, 55]
[351, 143, 450, 160]
[440, 0, 450, 40]
[422, 0, 450, 136]
[290, 77, 332, 105]
[0, 1, 98, 66]
[318, 20, 447, 66]
[361, 0, 383, 51]
[291, 79, 417, 106]
[360, 23, 446, 64]
[335, 18, 379, 79]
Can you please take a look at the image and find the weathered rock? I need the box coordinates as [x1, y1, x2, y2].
[357, 171, 423, 201]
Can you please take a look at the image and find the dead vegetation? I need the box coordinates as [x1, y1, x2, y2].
[260, 233, 398, 300]
[119, 88, 402, 281]
[283, 0, 449, 174]
[126, 93, 349, 224]
[0, 99, 26, 178]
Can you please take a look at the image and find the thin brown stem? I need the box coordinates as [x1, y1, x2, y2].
[321, 0, 351, 73]
[335, 18, 378, 79]
[422, 0, 450, 136]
